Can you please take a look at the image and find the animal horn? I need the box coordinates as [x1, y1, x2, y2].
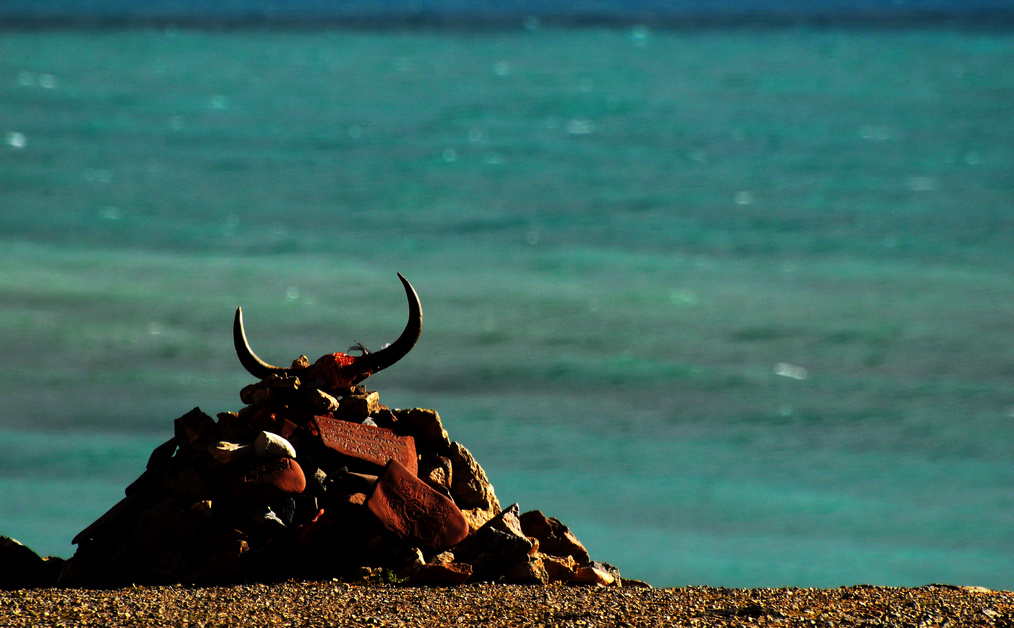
[355, 273, 423, 380]
[233, 307, 293, 380]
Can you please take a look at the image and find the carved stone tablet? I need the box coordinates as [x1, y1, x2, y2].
[314, 416, 417, 475]
[366, 459, 469, 552]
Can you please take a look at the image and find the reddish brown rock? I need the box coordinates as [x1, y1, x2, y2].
[366, 459, 469, 552]
[277, 419, 300, 441]
[452, 504, 534, 582]
[541, 553, 579, 583]
[573, 561, 621, 587]
[408, 561, 473, 586]
[228, 457, 307, 503]
[315, 416, 417, 475]
[519, 510, 590, 564]
[239, 375, 301, 405]
[300, 387, 340, 414]
[208, 440, 253, 464]
[505, 555, 550, 585]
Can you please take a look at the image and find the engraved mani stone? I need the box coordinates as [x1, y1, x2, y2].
[314, 416, 417, 475]
[366, 459, 469, 552]
[228, 457, 306, 504]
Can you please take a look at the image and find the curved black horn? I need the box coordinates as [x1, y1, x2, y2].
[234, 307, 293, 380]
[357, 273, 423, 378]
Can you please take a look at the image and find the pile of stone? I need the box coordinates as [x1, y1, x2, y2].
[59, 376, 621, 587]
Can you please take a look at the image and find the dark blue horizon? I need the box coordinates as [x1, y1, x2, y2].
[2, 0, 1013, 26]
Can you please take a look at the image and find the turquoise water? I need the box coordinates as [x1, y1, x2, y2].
[1, 25, 1013, 589]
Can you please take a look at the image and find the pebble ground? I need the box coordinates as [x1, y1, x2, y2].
[2, 582, 1011, 627]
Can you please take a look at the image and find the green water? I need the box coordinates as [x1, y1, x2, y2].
[1, 25, 1012, 588]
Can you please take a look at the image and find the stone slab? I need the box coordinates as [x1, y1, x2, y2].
[314, 416, 417, 475]
[366, 459, 469, 552]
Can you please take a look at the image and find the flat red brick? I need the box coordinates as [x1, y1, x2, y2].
[314, 416, 417, 475]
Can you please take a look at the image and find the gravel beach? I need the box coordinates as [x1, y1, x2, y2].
[2, 582, 1011, 627]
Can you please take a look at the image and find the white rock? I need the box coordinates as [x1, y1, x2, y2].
[254, 431, 297, 459]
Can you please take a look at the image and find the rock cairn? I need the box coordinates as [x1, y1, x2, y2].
[59, 377, 621, 587]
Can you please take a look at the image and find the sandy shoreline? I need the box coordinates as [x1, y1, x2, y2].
[2, 582, 1011, 627]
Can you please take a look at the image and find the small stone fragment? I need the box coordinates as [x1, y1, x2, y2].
[573, 561, 621, 587]
[254, 431, 297, 459]
[188, 500, 213, 518]
[228, 457, 307, 503]
[347, 492, 368, 506]
[408, 561, 473, 586]
[505, 555, 550, 585]
[208, 440, 253, 464]
[541, 553, 579, 583]
[519, 510, 591, 564]
[247, 407, 297, 436]
[239, 375, 301, 405]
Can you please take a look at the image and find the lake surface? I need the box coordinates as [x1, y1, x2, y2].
[1, 23, 1012, 588]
